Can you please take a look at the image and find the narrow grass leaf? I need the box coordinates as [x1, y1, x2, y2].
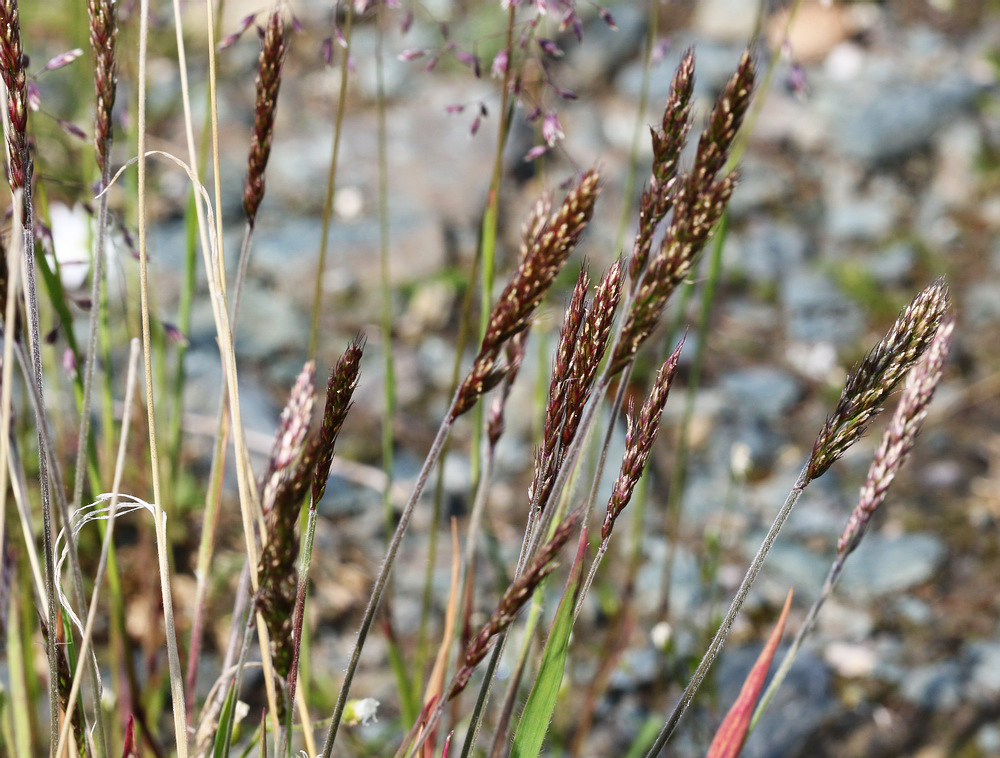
[212, 682, 239, 758]
[121, 715, 136, 758]
[704, 589, 794, 758]
[510, 530, 586, 758]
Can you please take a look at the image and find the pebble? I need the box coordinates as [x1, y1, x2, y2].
[781, 271, 863, 345]
[839, 532, 946, 598]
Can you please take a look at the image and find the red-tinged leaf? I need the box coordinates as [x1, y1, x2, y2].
[704, 589, 794, 758]
[440, 731, 454, 758]
[122, 715, 138, 757]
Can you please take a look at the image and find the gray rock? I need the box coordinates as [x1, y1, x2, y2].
[839, 532, 946, 598]
[728, 221, 808, 285]
[969, 642, 1000, 702]
[869, 242, 917, 286]
[691, 0, 759, 43]
[964, 281, 1000, 326]
[782, 271, 863, 345]
[719, 367, 803, 420]
[899, 660, 964, 709]
[828, 75, 982, 164]
[564, 3, 647, 87]
[730, 649, 834, 758]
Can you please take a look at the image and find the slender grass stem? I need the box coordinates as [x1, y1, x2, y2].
[322, 407, 456, 756]
[644, 465, 810, 756]
[137, 0, 189, 748]
[55, 340, 140, 758]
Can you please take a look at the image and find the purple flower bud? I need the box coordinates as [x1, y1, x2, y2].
[454, 49, 475, 66]
[598, 6, 617, 30]
[533, 0, 548, 15]
[445, 103, 465, 114]
[43, 48, 83, 72]
[524, 144, 548, 162]
[561, 9, 583, 41]
[479, 102, 488, 117]
[542, 111, 564, 147]
[347, 53, 357, 72]
[321, 37, 334, 65]
[398, 48, 426, 61]
[353, 0, 375, 13]
[401, 11, 414, 34]
[788, 62, 809, 100]
[291, 14, 304, 33]
[554, 85, 577, 100]
[439, 22, 450, 40]
[491, 48, 509, 78]
[470, 115, 481, 136]
[27, 81, 40, 111]
[218, 13, 256, 49]
[423, 55, 440, 72]
[334, 25, 348, 48]
[525, 105, 542, 122]
[651, 38, 669, 67]
[163, 321, 189, 346]
[58, 120, 88, 140]
[538, 38, 564, 58]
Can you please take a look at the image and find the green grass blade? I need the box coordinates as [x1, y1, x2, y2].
[213, 681, 239, 758]
[510, 533, 585, 758]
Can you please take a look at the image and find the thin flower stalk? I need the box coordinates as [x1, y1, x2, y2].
[645, 280, 951, 756]
[750, 315, 954, 729]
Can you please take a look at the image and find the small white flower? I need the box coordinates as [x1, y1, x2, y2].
[343, 697, 379, 726]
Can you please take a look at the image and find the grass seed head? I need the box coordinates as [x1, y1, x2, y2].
[243, 5, 288, 226]
[88, 0, 118, 173]
[809, 278, 950, 481]
[837, 315, 954, 555]
[0, 0, 29, 191]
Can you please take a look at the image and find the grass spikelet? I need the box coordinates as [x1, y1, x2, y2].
[88, 0, 118, 174]
[261, 360, 316, 514]
[602, 335, 684, 542]
[452, 169, 601, 419]
[448, 511, 581, 698]
[630, 49, 695, 283]
[311, 336, 365, 505]
[837, 314, 954, 554]
[528, 269, 589, 509]
[611, 53, 754, 375]
[560, 259, 624, 451]
[243, 4, 288, 227]
[0, 0, 29, 191]
[808, 278, 950, 481]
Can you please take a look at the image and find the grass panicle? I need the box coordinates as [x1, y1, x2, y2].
[611, 50, 755, 376]
[561, 259, 624, 451]
[311, 336, 365, 505]
[448, 510, 581, 699]
[243, 4, 288, 227]
[630, 48, 695, 284]
[88, 0, 118, 175]
[528, 268, 589, 510]
[262, 361, 316, 515]
[602, 335, 685, 543]
[0, 0, 28, 191]
[452, 168, 601, 419]
[837, 314, 954, 555]
[487, 328, 529, 450]
[808, 277, 950, 481]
